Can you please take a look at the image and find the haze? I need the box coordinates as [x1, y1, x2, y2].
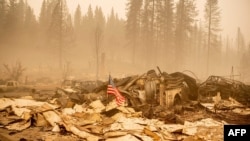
[28, 0, 250, 41]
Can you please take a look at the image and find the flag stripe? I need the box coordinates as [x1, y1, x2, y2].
[107, 77, 125, 106]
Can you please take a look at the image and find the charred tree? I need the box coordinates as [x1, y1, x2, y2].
[2, 61, 25, 81]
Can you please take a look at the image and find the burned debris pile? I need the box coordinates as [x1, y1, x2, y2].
[198, 75, 250, 105]
[0, 97, 225, 141]
[0, 68, 250, 140]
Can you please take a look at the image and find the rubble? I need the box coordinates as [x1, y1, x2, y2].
[198, 75, 250, 105]
[0, 97, 229, 141]
[0, 69, 250, 140]
[199, 98, 250, 124]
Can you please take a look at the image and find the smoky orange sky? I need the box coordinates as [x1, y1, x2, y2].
[28, 0, 250, 47]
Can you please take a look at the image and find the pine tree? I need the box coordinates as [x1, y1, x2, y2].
[94, 6, 105, 80]
[125, 0, 143, 64]
[240, 44, 250, 81]
[86, 4, 94, 22]
[196, 20, 205, 72]
[3, 0, 27, 44]
[204, 0, 221, 75]
[236, 27, 246, 55]
[23, 3, 37, 47]
[107, 8, 115, 30]
[4, 0, 19, 36]
[157, 0, 175, 66]
[0, 0, 7, 26]
[141, 0, 157, 67]
[16, 0, 25, 28]
[105, 8, 126, 63]
[39, 0, 48, 28]
[163, 0, 174, 45]
[175, 0, 197, 70]
[82, 5, 94, 48]
[24, 5, 37, 33]
[49, 0, 74, 68]
[106, 8, 116, 56]
[94, 6, 105, 31]
[74, 4, 81, 31]
[0, 0, 7, 40]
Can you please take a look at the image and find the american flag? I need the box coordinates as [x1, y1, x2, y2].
[107, 75, 126, 106]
